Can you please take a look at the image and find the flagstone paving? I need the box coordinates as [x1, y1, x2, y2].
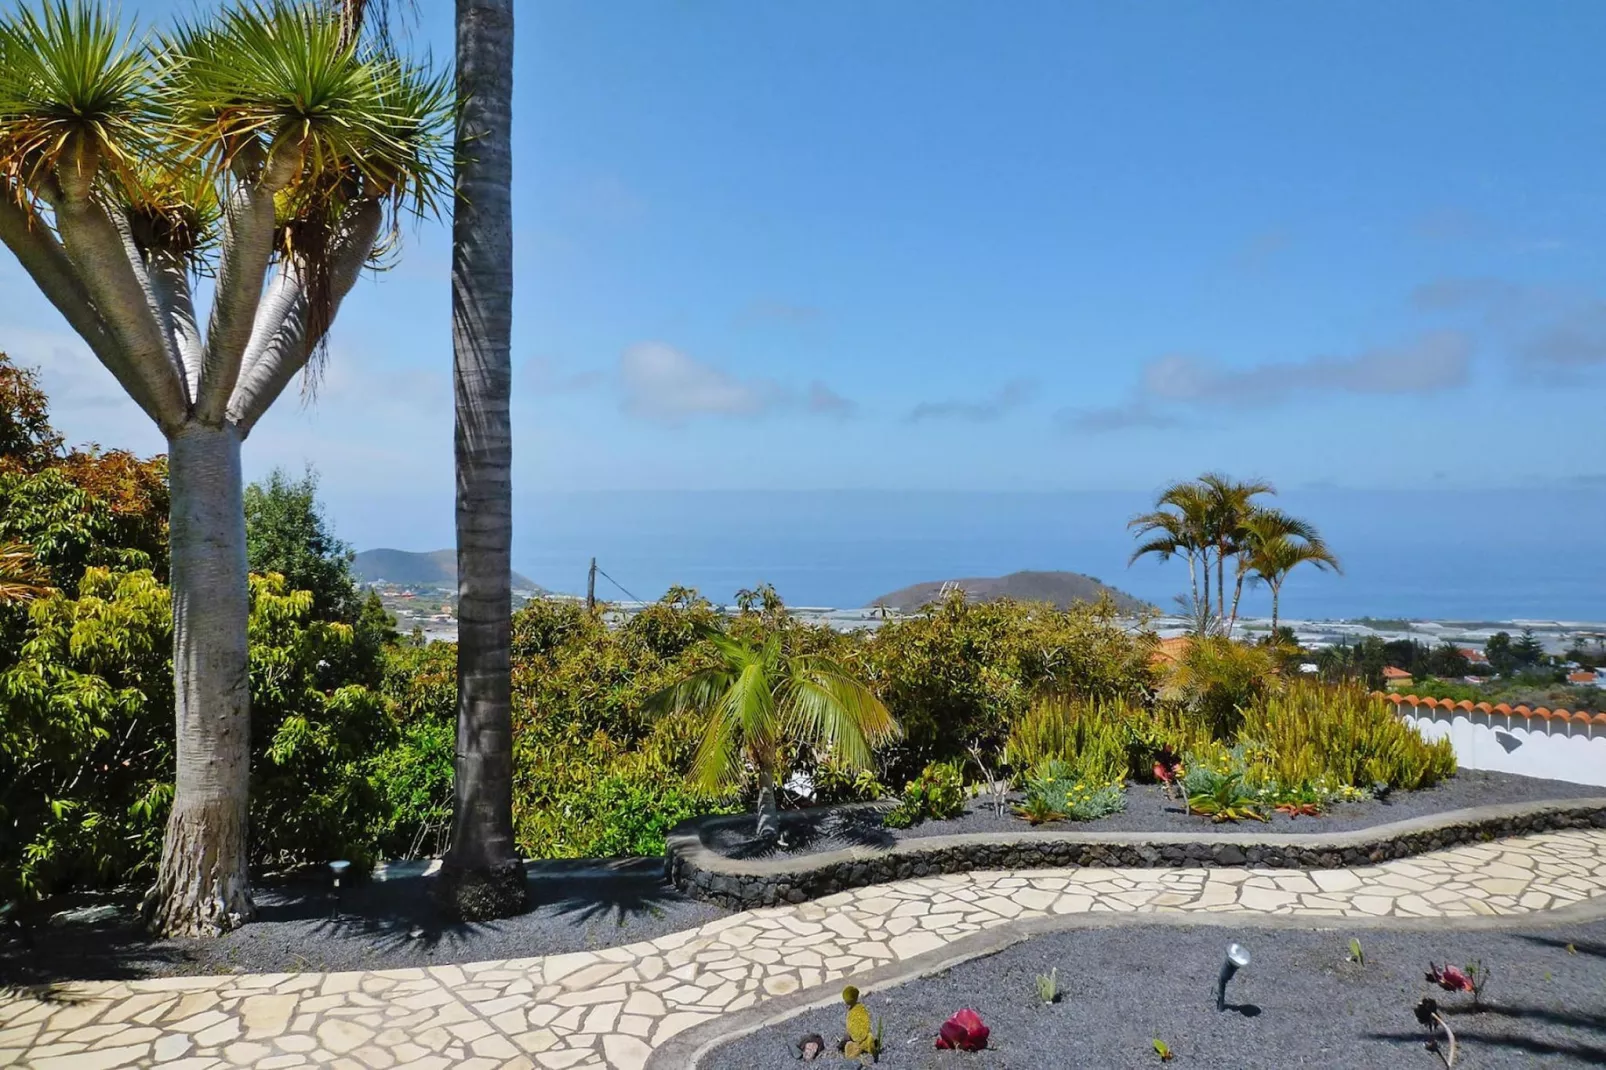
[3, 828, 1605, 1070]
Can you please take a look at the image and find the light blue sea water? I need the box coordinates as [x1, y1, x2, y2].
[448, 489, 1606, 622]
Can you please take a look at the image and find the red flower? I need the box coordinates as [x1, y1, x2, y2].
[1426, 963, 1473, 992]
[935, 1008, 989, 1051]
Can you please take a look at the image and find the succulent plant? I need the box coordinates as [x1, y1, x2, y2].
[935, 1008, 989, 1051]
[840, 986, 880, 1062]
[1035, 967, 1059, 1004]
[794, 1033, 825, 1061]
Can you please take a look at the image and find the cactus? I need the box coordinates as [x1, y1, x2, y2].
[841, 986, 880, 1062]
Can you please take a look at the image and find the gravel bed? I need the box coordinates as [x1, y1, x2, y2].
[708, 770, 1604, 860]
[703, 920, 1606, 1069]
[0, 860, 729, 984]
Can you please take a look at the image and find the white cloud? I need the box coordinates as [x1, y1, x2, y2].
[807, 380, 857, 418]
[1141, 332, 1471, 405]
[906, 379, 1034, 423]
[618, 342, 781, 425]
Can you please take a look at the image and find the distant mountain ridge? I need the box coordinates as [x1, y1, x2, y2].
[868, 570, 1154, 614]
[354, 548, 540, 592]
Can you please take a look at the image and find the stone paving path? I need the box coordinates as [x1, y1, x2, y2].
[3, 828, 1605, 1070]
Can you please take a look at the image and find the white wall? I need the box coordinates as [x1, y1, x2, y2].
[1399, 705, 1606, 787]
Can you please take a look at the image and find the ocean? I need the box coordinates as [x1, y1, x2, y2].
[462, 489, 1606, 623]
[430, 488, 1606, 620]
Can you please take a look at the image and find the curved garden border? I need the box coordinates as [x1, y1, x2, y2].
[645, 884, 1606, 1070]
[664, 797, 1606, 909]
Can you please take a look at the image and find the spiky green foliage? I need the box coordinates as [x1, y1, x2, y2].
[1240, 680, 1456, 791]
[1036, 967, 1059, 1004]
[0, 1, 154, 194]
[156, 2, 449, 214]
[0, 0, 449, 266]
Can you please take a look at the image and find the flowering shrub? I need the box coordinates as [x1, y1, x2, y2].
[1017, 759, 1126, 824]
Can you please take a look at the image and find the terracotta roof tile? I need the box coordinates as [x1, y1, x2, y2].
[1385, 693, 1603, 722]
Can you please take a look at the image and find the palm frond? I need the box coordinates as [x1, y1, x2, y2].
[727, 659, 778, 769]
[642, 667, 735, 718]
[688, 692, 742, 793]
[780, 656, 898, 771]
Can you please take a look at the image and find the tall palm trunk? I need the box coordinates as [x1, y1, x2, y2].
[439, 0, 525, 920]
[142, 422, 254, 936]
[1227, 567, 1247, 636]
[1270, 581, 1282, 635]
[1215, 542, 1226, 624]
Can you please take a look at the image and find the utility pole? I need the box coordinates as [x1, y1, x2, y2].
[586, 557, 597, 613]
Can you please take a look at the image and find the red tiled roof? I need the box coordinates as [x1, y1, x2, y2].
[1567, 670, 1597, 683]
[1382, 666, 1412, 679]
[1381, 692, 1606, 724]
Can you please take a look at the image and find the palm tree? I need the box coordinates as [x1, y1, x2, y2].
[1196, 472, 1273, 627]
[1128, 480, 1213, 621]
[652, 629, 899, 840]
[1246, 523, 1341, 634]
[437, 0, 524, 920]
[0, 0, 449, 935]
[1225, 506, 1321, 631]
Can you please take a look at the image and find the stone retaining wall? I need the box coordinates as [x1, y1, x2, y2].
[664, 798, 1606, 909]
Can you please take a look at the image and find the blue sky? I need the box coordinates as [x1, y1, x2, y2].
[8, 1, 1606, 549]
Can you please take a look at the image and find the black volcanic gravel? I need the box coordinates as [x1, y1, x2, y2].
[706, 770, 1604, 860]
[0, 860, 730, 984]
[703, 920, 1606, 1069]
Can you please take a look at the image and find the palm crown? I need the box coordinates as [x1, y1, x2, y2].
[652, 627, 899, 836]
[1129, 473, 1334, 636]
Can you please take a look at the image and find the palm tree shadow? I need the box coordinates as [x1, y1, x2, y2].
[0, 908, 191, 986]
[716, 806, 895, 861]
[540, 871, 699, 927]
[1367, 1026, 1606, 1063]
[1517, 934, 1606, 961]
[1439, 1000, 1606, 1034]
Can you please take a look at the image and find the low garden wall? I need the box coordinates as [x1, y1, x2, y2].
[1389, 694, 1606, 788]
[664, 798, 1606, 909]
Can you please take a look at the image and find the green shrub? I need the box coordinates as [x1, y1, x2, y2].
[1240, 680, 1457, 792]
[865, 591, 1156, 783]
[562, 776, 732, 858]
[1017, 759, 1126, 824]
[1181, 745, 1267, 822]
[884, 761, 966, 829]
[813, 753, 888, 805]
[1164, 636, 1281, 741]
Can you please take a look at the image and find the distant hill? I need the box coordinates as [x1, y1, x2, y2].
[868, 570, 1153, 615]
[354, 548, 540, 591]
